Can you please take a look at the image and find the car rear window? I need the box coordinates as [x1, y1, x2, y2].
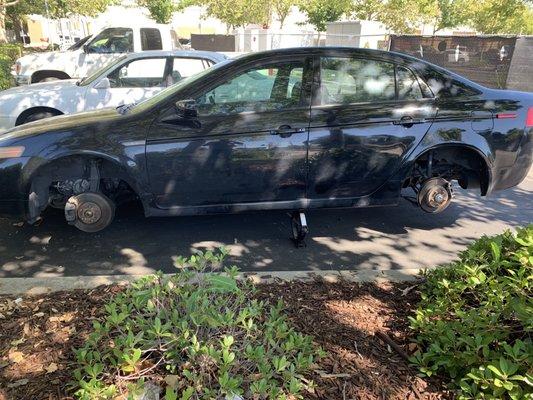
[140, 28, 163, 51]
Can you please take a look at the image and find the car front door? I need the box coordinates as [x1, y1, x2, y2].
[145, 56, 312, 210]
[85, 57, 169, 110]
[307, 53, 437, 200]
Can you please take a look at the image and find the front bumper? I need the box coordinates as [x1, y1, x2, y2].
[0, 157, 30, 218]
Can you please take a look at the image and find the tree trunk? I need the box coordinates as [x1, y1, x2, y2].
[0, 8, 7, 43]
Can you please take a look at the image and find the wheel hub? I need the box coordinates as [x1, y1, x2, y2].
[77, 201, 102, 225]
[417, 177, 453, 214]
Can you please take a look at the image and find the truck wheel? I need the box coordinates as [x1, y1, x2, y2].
[65, 192, 115, 233]
[22, 111, 58, 124]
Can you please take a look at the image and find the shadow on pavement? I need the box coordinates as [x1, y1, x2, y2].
[0, 177, 531, 279]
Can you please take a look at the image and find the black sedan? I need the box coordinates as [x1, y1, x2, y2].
[0, 47, 531, 235]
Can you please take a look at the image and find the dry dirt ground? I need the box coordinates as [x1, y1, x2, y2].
[0, 279, 451, 400]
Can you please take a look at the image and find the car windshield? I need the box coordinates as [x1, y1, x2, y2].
[68, 35, 92, 51]
[126, 58, 234, 114]
[77, 55, 128, 86]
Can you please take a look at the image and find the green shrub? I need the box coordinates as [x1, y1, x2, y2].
[73, 249, 322, 400]
[0, 44, 21, 90]
[410, 226, 533, 399]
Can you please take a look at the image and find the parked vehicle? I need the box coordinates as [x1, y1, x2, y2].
[0, 51, 227, 132]
[0, 47, 531, 234]
[11, 23, 181, 85]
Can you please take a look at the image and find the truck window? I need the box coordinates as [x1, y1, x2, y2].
[140, 28, 163, 51]
[86, 28, 133, 53]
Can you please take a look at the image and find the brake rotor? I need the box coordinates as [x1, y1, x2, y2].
[417, 177, 453, 214]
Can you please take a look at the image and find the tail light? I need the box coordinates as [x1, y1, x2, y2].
[526, 107, 533, 128]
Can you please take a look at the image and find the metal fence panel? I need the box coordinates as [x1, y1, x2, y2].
[390, 35, 517, 89]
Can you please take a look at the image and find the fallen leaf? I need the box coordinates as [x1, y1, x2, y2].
[8, 351, 24, 363]
[10, 338, 25, 347]
[7, 378, 28, 388]
[164, 375, 180, 388]
[45, 362, 58, 374]
[35, 312, 45, 317]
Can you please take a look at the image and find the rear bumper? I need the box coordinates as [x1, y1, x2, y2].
[491, 128, 533, 192]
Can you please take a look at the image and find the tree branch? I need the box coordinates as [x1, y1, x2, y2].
[1, 0, 21, 9]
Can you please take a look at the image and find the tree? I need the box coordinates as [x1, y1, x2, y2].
[201, 0, 269, 32]
[467, 0, 533, 34]
[299, 0, 350, 41]
[1, 0, 116, 43]
[351, 0, 383, 20]
[270, 0, 294, 28]
[1, 0, 21, 43]
[137, 0, 174, 23]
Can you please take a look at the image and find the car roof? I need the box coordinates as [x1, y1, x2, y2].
[124, 50, 228, 63]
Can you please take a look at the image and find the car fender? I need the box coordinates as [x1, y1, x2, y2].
[17, 51, 80, 79]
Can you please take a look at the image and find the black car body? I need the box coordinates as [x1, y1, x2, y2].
[0, 47, 531, 232]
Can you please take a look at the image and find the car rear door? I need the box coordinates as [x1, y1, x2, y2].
[307, 51, 437, 199]
[145, 55, 313, 209]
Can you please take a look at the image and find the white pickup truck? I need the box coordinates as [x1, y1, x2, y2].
[11, 23, 180, 85]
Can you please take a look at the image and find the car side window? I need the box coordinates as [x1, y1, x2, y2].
[169, 58, 213, 85]
[396, 66, 424, 100]
[140, 28, 163, 51]
[195, 61, 305, 116]
[86, 28, 133, 53]
[108, 58, 167, 88]
[320, 57, 395, 105]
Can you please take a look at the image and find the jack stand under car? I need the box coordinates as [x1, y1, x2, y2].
[290, 211, 309, 248]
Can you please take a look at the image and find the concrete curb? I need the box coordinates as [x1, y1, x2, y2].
[0, 269, 423, 295]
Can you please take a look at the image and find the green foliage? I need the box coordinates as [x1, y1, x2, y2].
[298, 0, 350, 32]
[137, 0, 175, 23]
[200, 0, 270, 31]
[73, 249, 322, 399]
[0, 43, 20, 90]
[410, 226, 533, 399]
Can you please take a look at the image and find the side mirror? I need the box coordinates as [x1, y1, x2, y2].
[94, 77, 110, 90]
[83, 44, 90, 54]
[175, 99, 198, 119]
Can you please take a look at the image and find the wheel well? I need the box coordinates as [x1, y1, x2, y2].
[31, 70, 71, 83]
[407, 145, 490, 195]
[27, 156, 141, 223]
[16, 107, 63, 126]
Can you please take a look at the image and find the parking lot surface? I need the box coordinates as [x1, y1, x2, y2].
[1, 170, 531, 279]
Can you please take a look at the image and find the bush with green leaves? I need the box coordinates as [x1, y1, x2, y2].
[73, 249, 322, 400]
[410, 226, 533, 399]
[0, 44, 21, 90]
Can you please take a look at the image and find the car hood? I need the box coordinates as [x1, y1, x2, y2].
[0, 79, 79, 98]
[0, 108, 120, 142]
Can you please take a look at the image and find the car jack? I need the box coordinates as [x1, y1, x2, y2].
[290, 211, 309, 248]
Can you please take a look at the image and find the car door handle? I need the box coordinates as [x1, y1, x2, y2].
[270, 125, 306, 138]
[393, 116, 425, 126]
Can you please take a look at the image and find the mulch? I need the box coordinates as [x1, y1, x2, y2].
[0, 279, 452, 400]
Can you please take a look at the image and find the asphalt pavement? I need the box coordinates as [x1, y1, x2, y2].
[1, 170, 531, 279]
